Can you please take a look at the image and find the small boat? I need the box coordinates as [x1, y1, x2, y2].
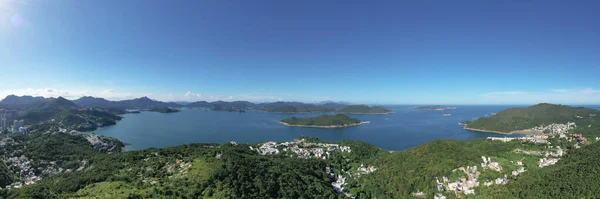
[443, 114, 451, 116]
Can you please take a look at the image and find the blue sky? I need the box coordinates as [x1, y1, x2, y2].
[1, 0, 599, 104]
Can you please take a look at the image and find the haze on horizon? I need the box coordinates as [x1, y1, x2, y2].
[1, 0, 599, 105]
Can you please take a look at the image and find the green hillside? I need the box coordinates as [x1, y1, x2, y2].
[466, 103, 600, 133]
[281, 114, 361, 127]
[499, 141, 600, 198]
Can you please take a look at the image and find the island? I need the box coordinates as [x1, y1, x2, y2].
[148, 107, 180, 113]
[279, 114, 369, 128]
[412, 105, 457, 110]
[336, 105, 393, 114]
[464, 103, 600, 135]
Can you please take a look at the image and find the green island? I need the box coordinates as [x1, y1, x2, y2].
[465, 103, 600, 136]
[413, 105, 457, 110]
[336, 105, 393, 114]
[148, 107, 180, 113]
[279, 114, 367, 128]
[1, 98, 600, 198]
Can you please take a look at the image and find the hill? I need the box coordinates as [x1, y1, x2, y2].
[14, 97, 124, 132]
[497, 141, 600, 198]
[466, 103, 600, 134]
[320, 102, 349, 110]
[73, 96, 116, 108]
[186, 101, 214, 108]
[280, 114, 363, 128]
[337, 105, 392, 114]
[210, 100, 255, 110]
[115, 96, 182, 109]
[73, 96, 183, 109]
[21, 97, 80, 124]
[0, 95, 53, 110]
[345, 139, 522, 198]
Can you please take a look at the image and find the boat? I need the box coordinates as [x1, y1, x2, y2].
[443, 114, 451, 116]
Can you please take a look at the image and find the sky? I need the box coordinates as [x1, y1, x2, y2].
[1, 0, 599, 104]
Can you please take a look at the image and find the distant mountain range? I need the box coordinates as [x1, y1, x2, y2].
[74, 96, 182, 109]
[0, 95, 392, 114]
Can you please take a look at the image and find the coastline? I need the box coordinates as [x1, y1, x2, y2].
[462, 126, 540, 135]
[278, 121, 371, 128]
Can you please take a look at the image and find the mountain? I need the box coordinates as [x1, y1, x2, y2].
[74, 96, 183, 109]
[320, 102, 349, 110]
[21, 97, 81, 124]
[337, 105, 392, 114]
[0, 95, 51, 105]
[33, 97, 79, 112]
[211, 101, 255, 109]
[186, 101, 213, 108]
[73, 96, 116, 108]
[466, 103, 600, 134]
[0, 95, 54, 110]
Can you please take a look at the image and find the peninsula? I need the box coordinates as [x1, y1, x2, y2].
[412, 105, 457, 110]
[279, 114, 369, 128]
[464, 103, 600, 134]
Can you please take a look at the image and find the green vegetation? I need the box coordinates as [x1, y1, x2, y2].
[27, 109, 123, 132]
[466, 103, 600, 133]
[344, 139, 522, 198]
[21, 97, 80, 124]
[2, 141, 341, 199]
[499, 141, 600, 198]
[2, 132, 600, 198]
[281, 114, 361, 127]
[337, 105, 392, 114]
[148, 107, 180, 113]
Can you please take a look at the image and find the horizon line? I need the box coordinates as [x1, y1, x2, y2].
[1, 94, 599, 106]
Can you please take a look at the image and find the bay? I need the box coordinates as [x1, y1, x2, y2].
[94, 105, 537, 151]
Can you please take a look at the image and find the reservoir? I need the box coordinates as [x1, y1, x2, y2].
[95, 105, 529, 151]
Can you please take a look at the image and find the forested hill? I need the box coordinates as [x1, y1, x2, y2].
[281, 114, 361, 127]
[466, 103, 600, 133]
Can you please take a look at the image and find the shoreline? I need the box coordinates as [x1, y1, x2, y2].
[462, 126, 540, 135]
[278, 121, 371, 128]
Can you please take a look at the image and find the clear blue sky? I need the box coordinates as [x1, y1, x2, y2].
[1, 0, 599, 104]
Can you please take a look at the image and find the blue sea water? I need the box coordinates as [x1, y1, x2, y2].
[94, 105, 600, 151]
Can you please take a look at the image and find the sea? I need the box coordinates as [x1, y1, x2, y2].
[94, 105, 600, 151]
